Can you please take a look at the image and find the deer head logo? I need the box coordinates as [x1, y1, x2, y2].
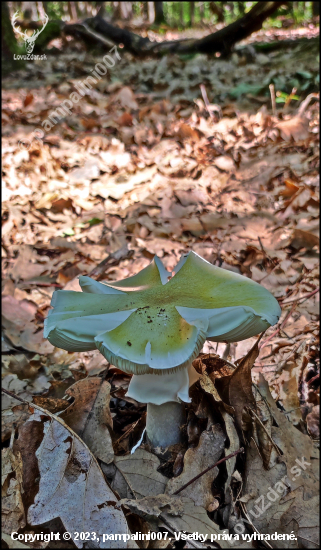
[11, 10, 49, 54]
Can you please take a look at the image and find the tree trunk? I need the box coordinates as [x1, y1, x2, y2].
[148, 1, 155, 24]
[68, 2, 77, 21]
[238, 2, 245, 16]
[228, 2, 236, 18]
[312, 2, 319, 17]
[112, 2, 120, 20]
[120, 2, 133, 21]
[154, 1, 165, 25]
[178, 1, 184, 27]
[189, 1, 195, 27]
[143, 2, 149, 21]
[95, 2, 105, 16]
[86, 2, 93, 16]
[38, 2, 48, 18]
[2, 1, 25, 74]
[210, 1, 225, 23]
[199, 1, 204, 22]
[22, 1, 39, 20]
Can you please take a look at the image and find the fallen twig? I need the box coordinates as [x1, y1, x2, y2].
[260, 303, 297, 349]
[280, 287, 319, 305]
[115, 413, 146, 447]
[274, 341, 305, 373]
[2, 388, 29, 404]
[241, 502, 273, 549]
[88, 244, 134, 279]
[307, 374, 319, 386]
[258, 236, 273, 263]
[173, 447, 244, 495]
[200, 84, 222, 120]
[269, 83, 277, 116]
[297, 92, 319, 117]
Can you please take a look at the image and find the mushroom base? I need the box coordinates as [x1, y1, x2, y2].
[146, 402, 186, 449]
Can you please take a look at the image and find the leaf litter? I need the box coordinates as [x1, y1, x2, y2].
[2, 25, 319, 549]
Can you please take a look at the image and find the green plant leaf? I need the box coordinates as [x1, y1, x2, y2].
[63, 228, 75, 236]
[87, 217, 103, 227]
[296, 70, 313, 79]
[229, 83, 264, 99]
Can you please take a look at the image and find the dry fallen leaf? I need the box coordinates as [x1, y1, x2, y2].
[2, 376, 33, 442]
[166, 425, 226, 509]
[257, 374, 319, 500]
[214, 155, 235, 172]
[290, 228, 320, 250]
[279, 487, 319, 548]
[2, 448, 26, 535]
[121, 494, 230, 548]
[276, 115, 309, 142]
[114, 87, 138, 110]
[242, 438, 294, 545]
[61, 377, 114, 464]
[177, 123, 200, 142]
[162, 496, 231, 548]
[215, 337, 261, 430]
[113, 449, 167, 499]
[13, 403, 131, 549]
[306, 405, 320, 439]
[241, 375, 319, 547]
[1, 532, 30, 549]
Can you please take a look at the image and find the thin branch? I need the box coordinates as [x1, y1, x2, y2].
[200, 84, 221, 120]
[269, 83, 277, 116]
[81, 21, 115, 48]
[115, 413, 146, 446]
[297, 92, 319, 117]
[260, 303, 297, 349]
[280, 287, 319, 305]
[307, 374, 319, 386]
[258, 236, 273, 263]
[241, 502, 273, 549]
[88, 244, 133, 279]
[282, 406, 302, 414]
[274, 341, 305, 374]
[222, 343, 231, 361]
[2, 388, 29, 405]
[173, 448, 244, 495]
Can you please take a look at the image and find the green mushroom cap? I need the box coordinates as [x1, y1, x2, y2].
[45, 252, 281, 377]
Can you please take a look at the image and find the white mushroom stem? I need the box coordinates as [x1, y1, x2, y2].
[127, 366, 200, 449]
[146, 402, 186, 449]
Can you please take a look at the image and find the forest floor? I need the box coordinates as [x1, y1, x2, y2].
[2, 24, 319, 549]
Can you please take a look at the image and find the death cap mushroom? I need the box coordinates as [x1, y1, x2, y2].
[45, 251, 281, 404]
